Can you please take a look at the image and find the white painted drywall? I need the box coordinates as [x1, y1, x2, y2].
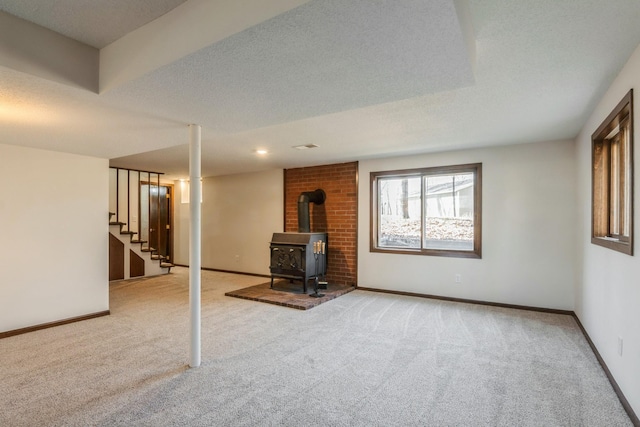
[174, 180, 189, 265]
[0, 10, 98, 91]
[0, 143, 108, 333]
[358, 140, 576, 310]
[100, 0, 311, 92]
[575, 42, 640, 417]
[173, 169, 283, 275]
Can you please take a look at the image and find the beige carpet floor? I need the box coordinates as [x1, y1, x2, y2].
[0, 267, 633, 426]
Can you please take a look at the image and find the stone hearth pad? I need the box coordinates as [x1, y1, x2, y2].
[225, 280, 355, 310]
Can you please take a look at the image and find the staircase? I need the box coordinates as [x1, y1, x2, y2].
[109, 167, 174, 281]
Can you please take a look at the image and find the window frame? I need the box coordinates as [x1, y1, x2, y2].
[370, 163, 482, 259]
[591, 89, 634, 255]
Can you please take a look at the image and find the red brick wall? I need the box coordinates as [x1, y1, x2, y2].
[284, 162, 358, 286]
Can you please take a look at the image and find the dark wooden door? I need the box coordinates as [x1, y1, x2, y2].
[149, 185, 172, 261]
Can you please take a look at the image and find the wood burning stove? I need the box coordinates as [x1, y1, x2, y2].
[269, 232, 327, 293]
[270, 188, 328, 294]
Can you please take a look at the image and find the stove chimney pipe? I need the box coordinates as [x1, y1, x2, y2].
[298, 189, 326, 233]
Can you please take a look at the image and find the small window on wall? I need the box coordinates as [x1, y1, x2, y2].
[371, 163, 482, 258]
[592, 89, 634, 255]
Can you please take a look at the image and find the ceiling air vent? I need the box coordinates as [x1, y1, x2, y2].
[292, 144, 319, 150]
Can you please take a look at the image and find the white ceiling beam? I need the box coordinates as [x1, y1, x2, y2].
[99, 0, 312, 93]
[0, 11, 98, 92]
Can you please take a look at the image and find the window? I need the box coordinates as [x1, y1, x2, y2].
[592, 89, 634, 255]
[371, 163, 482, 258]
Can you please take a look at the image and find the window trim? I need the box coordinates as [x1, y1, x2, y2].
[591, 89, 634, 255]
[370, 163, 482, 259]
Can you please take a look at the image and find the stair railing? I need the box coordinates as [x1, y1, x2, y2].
[109, 167, 164, 254]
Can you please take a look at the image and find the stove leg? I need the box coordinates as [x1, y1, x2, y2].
[270, 276, 274, 288]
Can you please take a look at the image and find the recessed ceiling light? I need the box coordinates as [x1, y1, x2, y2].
[254, 149, 268, 155]
[292, 144, 319, 150]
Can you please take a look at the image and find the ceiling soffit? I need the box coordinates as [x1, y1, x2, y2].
[0, 0, 189, 48]
[104, 0, 476, 134]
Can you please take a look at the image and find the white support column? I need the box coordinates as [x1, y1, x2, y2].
[189, 124, 202, 368]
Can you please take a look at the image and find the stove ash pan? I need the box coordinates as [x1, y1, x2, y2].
[269, 232, 327, 293]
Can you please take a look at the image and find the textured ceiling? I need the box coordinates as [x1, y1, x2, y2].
[0, 0, 188, 48]
[1, 0, 640, 179]
[104, 0, 475, 134]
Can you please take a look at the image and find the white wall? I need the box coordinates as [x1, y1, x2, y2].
[575, 43, 640, 416]
[174, 169, 283, 275]
[174, 180, 190, 266]
[358, 140, 576, 310]
[0, 143, 108, 333]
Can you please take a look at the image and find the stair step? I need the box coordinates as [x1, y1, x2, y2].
[120, 231, 136, 235]
[141, 247, 156, 252]
[130, 239, 148, 244]
[160, 262, 174, 268]
[151, 255, 166, 260]
[109, 221, 126, 226]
